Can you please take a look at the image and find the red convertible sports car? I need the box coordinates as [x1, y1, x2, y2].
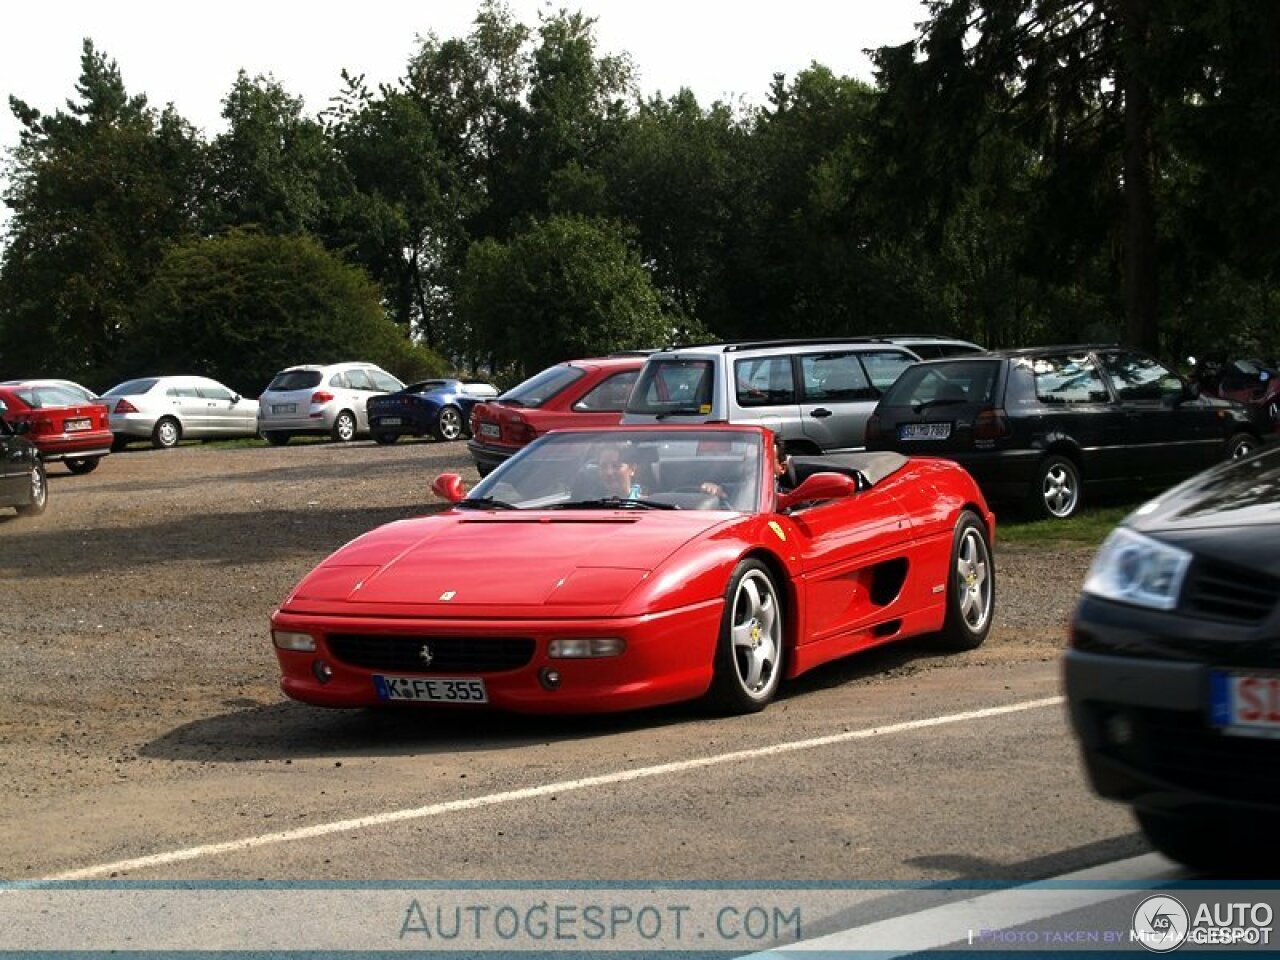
[272, 425, 995, 715]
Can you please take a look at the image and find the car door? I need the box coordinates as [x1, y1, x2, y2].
[195, 380, 248, 437]
[796, 350, 883, 451]
[1095, 349, 1218, 479]
[1029, 351, 1129, 481]
[0, 413, 23, 500]
[167, 381, 209, 437]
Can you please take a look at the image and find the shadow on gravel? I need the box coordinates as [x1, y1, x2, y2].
[139, 697, 705, 763]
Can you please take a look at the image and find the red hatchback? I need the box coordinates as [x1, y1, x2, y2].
[0, 381, 113, 474]
[467, 355, 646, 476]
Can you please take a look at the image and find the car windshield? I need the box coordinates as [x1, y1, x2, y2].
[464, 429, 764, 512]
[103, 378, 159, 396]
[498, 365, 584, 408]
[879, 359, 1002, 407]
[625, 358, 715, 416]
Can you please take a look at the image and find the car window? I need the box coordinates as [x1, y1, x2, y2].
[572, 370, 639, 412]
[799, 353, 876, 402]
[167, 384, 201, 398]
[627, 358, 715, 415]
[267, 371, 321, 392]
[347, 369, 376, 391]
[1098, 351, 1183, 402]
[880, 359, 1002, 406]
[734, 356, 796, 406]
[197, 383, 234, 401]
[104, 378, 159, 396]
[369, 369, 404, 392]
[858, 349, 918, 391]
[1032, 354, 1111, 404]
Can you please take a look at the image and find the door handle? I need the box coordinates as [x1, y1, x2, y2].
[810, 408, 833, 418]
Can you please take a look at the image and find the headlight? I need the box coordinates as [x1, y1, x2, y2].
[548, 637, 626, 658]
[1081, 527, 1191, 611]
[273, 630, 317, 651]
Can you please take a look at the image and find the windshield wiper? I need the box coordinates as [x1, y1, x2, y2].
[653, 408, 706, 420]
[457, 497, 520, 510]
[551, 497, 679, 511]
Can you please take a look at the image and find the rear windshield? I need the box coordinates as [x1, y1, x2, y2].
[13, 385, 93, 408]
[879, 359, 1002, 407]
[499, 365, 584, 408]
[626, 358, 715, 416]
[267, 370, 323, 391]
[104, 378, 159, 396]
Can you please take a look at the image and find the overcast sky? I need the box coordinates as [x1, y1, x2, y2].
[2, 0, 927, 150]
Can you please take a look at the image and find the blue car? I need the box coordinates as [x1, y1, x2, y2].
[367, 379, 499, 443]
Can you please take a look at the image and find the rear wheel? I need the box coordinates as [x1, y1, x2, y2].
[330, 410, 357, 442]
[1225, 432, 1258, 461]
[15, 461, 47, 516]
[433, 405, 464, 441]
[935, 510, 994, 650]
[1032, 454, 1081, 519]
[263, 431, 290, 447]
[65, 457, 100, 475]
[151, 417, 181, 449]
[707, 559, 784, 714]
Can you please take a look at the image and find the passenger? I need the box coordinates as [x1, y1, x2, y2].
[699, 433, 791, 502]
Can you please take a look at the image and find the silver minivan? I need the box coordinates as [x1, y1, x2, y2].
[621, 340, 920, 453]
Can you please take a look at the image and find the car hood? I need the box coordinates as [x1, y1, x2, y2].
[282, 511, 733, 616]
[1126, 445, 1280, 573]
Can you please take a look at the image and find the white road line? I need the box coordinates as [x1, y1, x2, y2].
[744, 853, 1185, 958]
[48, 696, 1063, 881]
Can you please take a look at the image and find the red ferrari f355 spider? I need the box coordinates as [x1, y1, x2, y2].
[271, 425, 995, 715]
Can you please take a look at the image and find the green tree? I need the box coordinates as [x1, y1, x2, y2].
[457, 215, 668, 378]
[0, 40, 203, 383]
[128, 229, 446, 394]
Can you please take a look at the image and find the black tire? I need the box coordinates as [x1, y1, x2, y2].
[934, 510, 995, 650]
[331, 410, 357, 442]
[15, 461, 48, 516]
[1225, 432, 1259, 461]
[151, 417, 181, 449]
[432, 405, 464, 442]
[110, 435, 129, 452]
[1031, 454, 1081, 519]
[707, 559, 784, 714]
[65, 457, 100, 475]
[1135, 809, 1259, 873]
[475, 463, 494, 478]
[373, 432, 399, 446]
[263, 431, 290, 447]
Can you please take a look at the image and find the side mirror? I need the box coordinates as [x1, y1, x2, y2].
[231, 393, 242, 404]
[432, 473, 466, 503]
[776, 471, 859, 511]
[1184, 381, 1200, 400]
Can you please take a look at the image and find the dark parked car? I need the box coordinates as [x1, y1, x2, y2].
[367, 379, 498, 444]
[1065, 444, 1280, 871]
[0, 402, 48, 517]
[1193, 357, 1280, 431]
[865, 345, 1263, 518]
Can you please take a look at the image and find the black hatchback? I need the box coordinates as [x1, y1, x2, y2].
[865, 345, 1263, 518]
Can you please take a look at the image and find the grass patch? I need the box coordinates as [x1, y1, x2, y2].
[996, 504, 1134, 546]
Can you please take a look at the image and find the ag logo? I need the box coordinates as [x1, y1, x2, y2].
[1132, 894, 1189, 952]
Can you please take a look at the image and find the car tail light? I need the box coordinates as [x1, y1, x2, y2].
[865, 413, 882, 443]
[509, 418, 536, 444]
[973, 408, 1011, 441]
[310, 391, 335, 405]
[113, 399, 138, 414]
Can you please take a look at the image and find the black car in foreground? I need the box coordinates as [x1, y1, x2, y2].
[1065, 445, 1280, 871]
[0, 403, 47, 517]
[865, 345, 1263, 518]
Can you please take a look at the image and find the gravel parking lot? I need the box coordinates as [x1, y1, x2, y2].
[0, 440, 1093, 815]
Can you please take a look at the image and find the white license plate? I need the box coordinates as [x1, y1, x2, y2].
[374, 675, 489, 703]
[898, 422, 951, 441]
[378, 417, 402, 426]
[479, 423, 501, 439]
[64, 418, 92, 432]
[272, 403, 296, 414]
[1210, 671, 1280, 737]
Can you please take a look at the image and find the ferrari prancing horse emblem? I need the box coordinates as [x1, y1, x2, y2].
[419, 644, 434, 666]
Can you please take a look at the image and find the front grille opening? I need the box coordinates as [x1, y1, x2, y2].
[327, 634, 536, 673]
[1183, 558, 1278, 624]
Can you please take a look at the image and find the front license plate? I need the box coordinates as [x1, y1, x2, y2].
[898, 422, 951, 441]
[272, 403, 296, 414]
[64, 418, 91, 432]
[378, 417, 402, 426]
[479, 423, 501, 439]
[374, 675, 489, 704]
[1209, 671, 1280, 737]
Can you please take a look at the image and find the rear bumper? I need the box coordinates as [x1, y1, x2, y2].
[467, 439, 519, 472]
[35, 432, 114, 460]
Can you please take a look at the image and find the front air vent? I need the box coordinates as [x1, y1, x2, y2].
[327, 634, 536, 672]
[1182, 559, 1278, 625]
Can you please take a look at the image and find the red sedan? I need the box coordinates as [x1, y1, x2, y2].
[466, 355, 646, 476]
[272, 425, 995, 716]
[0, 381, 112, 474]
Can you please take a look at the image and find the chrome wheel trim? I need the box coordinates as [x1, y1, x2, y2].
[955, 526, 992, 632]
[1042, 462, 1078, 517]
[334, 412, 356, 442]
[156, 419, 180, 447]
[438, 407, 463, 440]
[29, 464, 46, 507]
[1231, 437, 1256, 459]
[729, 569, 781, 697]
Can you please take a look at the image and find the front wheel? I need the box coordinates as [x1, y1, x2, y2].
[15, 461, 48, 516]
[935, 510, 994, 650]
[1135, 809, 1260, 873]
[1032, 454, 1081, 519]
[152, 417, 181, 449]
[707, 559, 784, 714]
[432, 405, 464, 441]
[65, 457, 100, 475]
[1225, 432, 1258, 461]
[331, 410, 357, 442]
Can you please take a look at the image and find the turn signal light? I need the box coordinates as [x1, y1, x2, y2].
[273, 630, 317, 652]
[549, 637, 625, 658]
